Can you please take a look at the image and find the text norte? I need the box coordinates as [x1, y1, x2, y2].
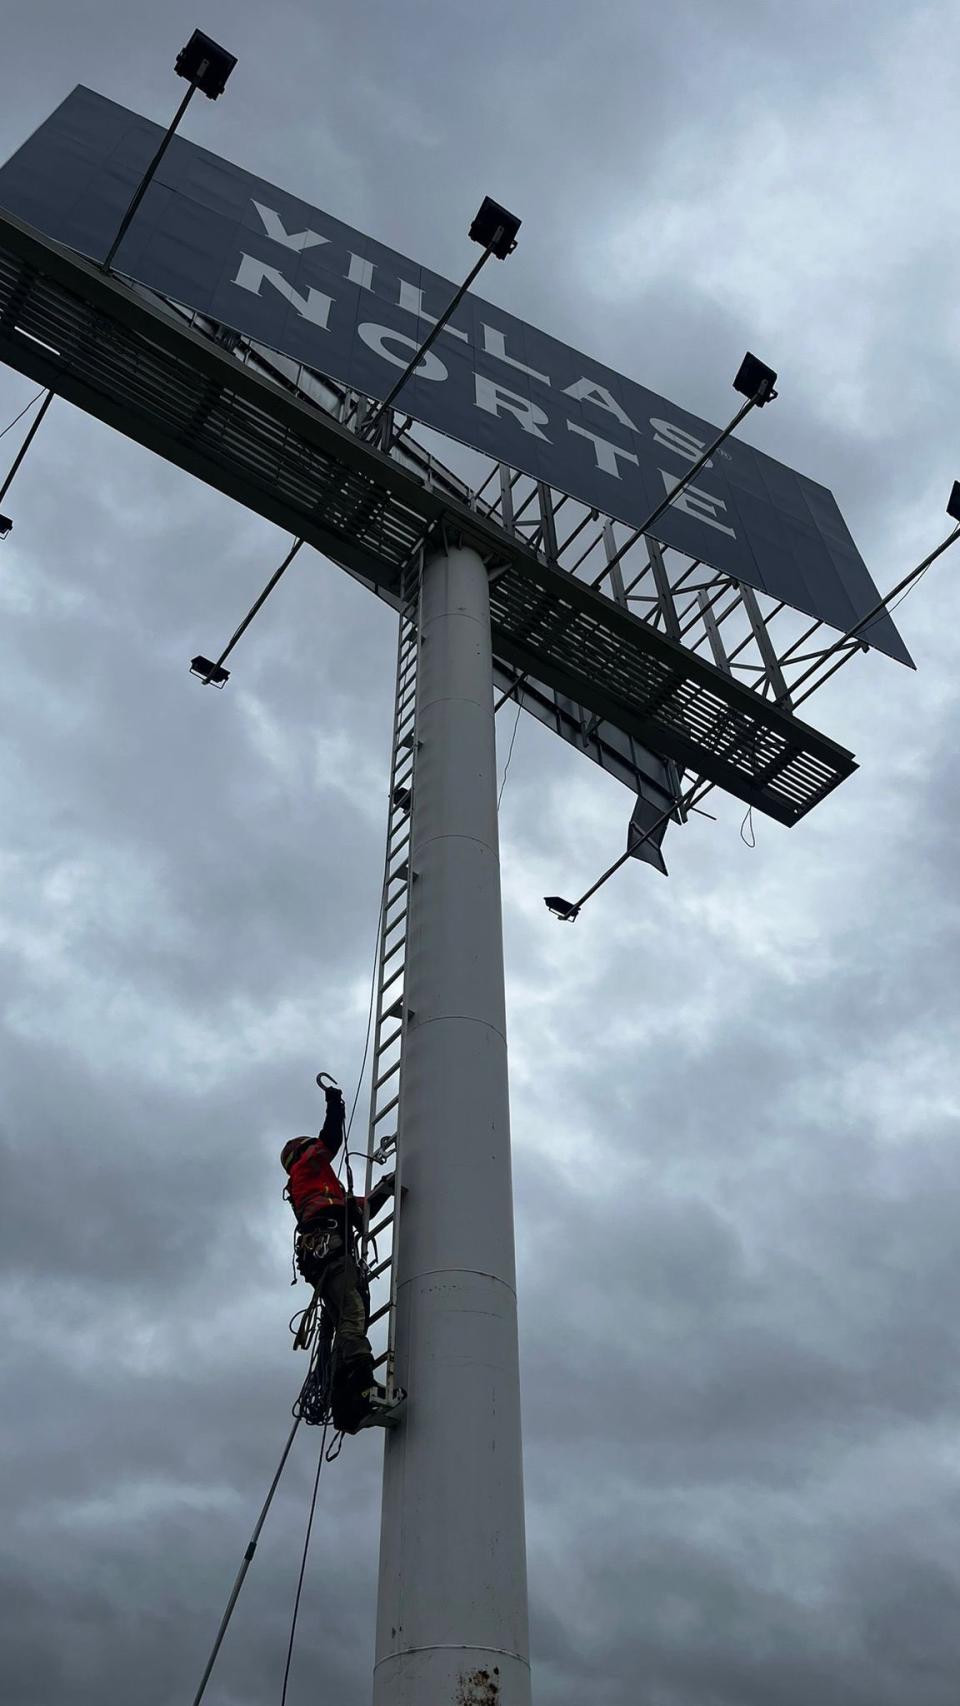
[229, 200, 737, 543]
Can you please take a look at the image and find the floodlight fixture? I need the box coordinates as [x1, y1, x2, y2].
[175, 29, 237, 99]
[188, 538, 303, 688]
[0, 514, 11, 539]
[469, 197, 521, 260]
[103, 30, 236, 273]
[361, 196, 521, 443]
[543, 895, 580, 922]
[734, 351, 778, 407]
[190, 654, 230, 686]
[947, 480, 960, 523]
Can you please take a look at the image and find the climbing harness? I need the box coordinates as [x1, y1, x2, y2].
[286, 1075, 404, 1435]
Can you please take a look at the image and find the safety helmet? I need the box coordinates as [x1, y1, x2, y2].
[281, 1136, 312, 1173]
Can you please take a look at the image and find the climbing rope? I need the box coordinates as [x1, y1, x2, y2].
[279, 1423, 330, 1706]
[189, 1413, 303, 1706]
[190, 881, 387, 1702]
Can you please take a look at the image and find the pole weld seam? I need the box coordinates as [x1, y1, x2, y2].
[374, 1644, 530, 1670]
[396, 1268, 518, 1299]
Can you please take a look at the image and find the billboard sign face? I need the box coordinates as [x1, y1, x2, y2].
[0, 86, 911, 665]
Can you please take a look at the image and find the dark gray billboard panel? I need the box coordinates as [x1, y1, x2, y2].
[0, 86, 911, 666]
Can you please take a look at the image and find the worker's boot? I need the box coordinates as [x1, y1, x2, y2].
[332, 1351, 378, 1434]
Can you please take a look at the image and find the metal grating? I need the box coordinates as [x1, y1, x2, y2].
[0, 207, 855, 826]
[487, 558, 855, 824]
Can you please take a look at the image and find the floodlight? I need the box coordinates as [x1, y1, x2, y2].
[175, 29, 237, 99]
[543, 895, 580, 922]
[0, 513, 11, 540]
[190, 654, 230, 686]
[734, 351, 778, 406]
[947, 481, 960, 523]
[469, 197, 521, 260]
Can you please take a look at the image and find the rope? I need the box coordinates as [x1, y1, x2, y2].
[497, 698, 523, 810]
[279, 1423, 329, 1706]
[0, 388, 46, 443]
[188, 1413, 303, 1706]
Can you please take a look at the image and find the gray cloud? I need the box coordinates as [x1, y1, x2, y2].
[3, 2, 960, 1704]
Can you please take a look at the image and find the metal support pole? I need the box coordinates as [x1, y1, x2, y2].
[361, 242, 497, 446]
[373, 544, 531, 1706]
[103, 82, 197, 273]
[0, 388, 54, 507]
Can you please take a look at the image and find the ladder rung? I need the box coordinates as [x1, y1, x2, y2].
[368, 1300, 393, 1326]
[371, 1350, 389, 1372]
[376, 1026, 403, 1056]
[368, 1255, 392, 1281]
[373, 1058, 400, 1093]
[382, 933, 406, 970]
[374, 1094, 400, 1124]
[384, 905, 408, 938]
[384, 901, 407, 936]
[381, 963, 405, 996]
[368, 1209, 395, 1239]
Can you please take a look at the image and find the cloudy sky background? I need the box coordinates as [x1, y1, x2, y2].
[2, 3, 960, 1703]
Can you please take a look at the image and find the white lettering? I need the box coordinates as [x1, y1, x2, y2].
[482, 325, 550, 386]
[357, 323, 448, 380]
[564, 378, 637, 433]
[232, 254, 334, 328]
[474, 376, 551, 440]
[251, 201, 330, 253]
[650, 416, 711, 468]
[568, 421, 639, 479]
[661, 473, 736, 538]
[396, 280, 469, 342]
[347, 253, 375, 290]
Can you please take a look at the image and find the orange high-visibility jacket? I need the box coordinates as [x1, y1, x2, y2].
[288, 1137, 348, 1225]
[287, 1094, 348, 1226]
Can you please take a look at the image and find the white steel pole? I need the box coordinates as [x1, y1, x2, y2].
[373, 543, 531, 1706]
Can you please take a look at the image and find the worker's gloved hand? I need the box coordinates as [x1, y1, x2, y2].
[323, 1084, 344, 1106]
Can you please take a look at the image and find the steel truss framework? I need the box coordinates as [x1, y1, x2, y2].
[0, 205, 867, 826]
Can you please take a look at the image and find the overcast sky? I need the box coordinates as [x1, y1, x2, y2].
[3, 3, 960, 1704]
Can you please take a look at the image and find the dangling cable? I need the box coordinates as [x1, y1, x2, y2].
[189, 1413, 302, 1706]
[497, 698, 523, 810]
[0, 388, 47, 443]
[279, 1422, 329, 1706]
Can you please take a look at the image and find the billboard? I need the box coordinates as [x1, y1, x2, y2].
[0, 85, 911, 666]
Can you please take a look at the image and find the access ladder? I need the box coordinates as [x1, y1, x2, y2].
[358, 552, 423, 1407]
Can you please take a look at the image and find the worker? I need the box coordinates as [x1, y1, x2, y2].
[281, 1078, 395, 1433]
